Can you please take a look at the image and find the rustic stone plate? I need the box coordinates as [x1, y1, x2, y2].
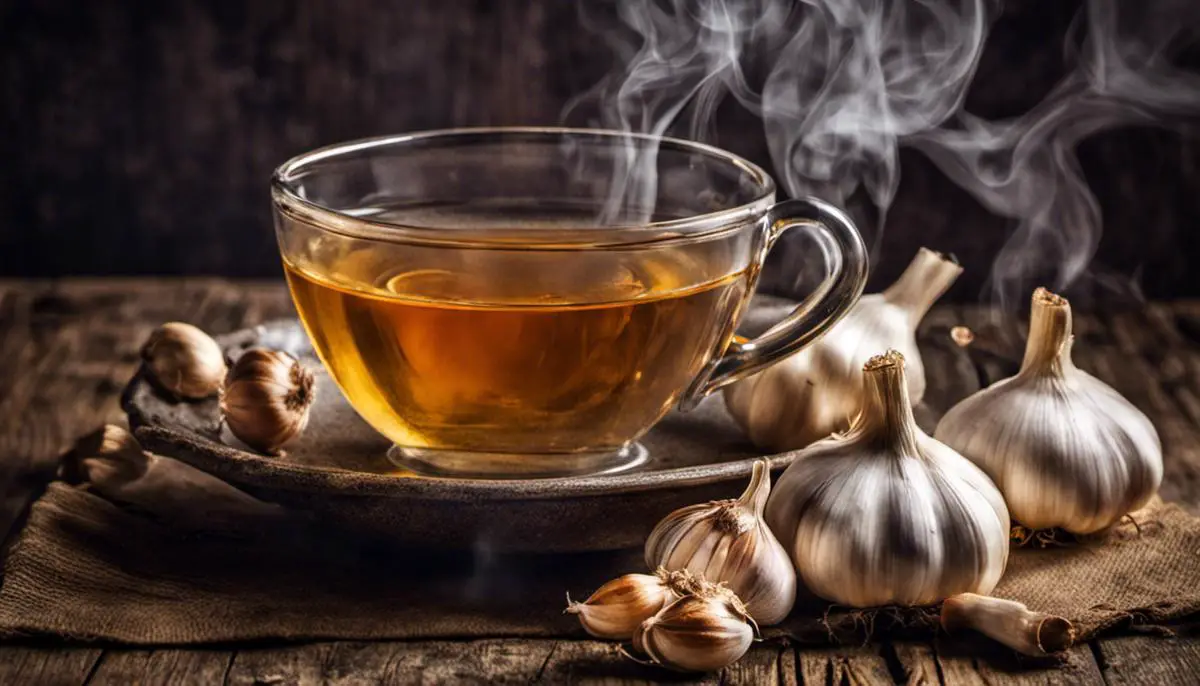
[124, 296, 956, 552]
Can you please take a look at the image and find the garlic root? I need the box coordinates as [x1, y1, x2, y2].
[941, 593, 1075, 656]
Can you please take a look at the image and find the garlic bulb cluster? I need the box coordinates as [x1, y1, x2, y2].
[221, 348, 316, 455]
[644, 460, 796, 624]
[565, 568, 696, 640]
[633, 582, 757, 673]
[935, 288, 1163, 534]
[765, 351, 1010, 607]
[141, 322, 227, 399]
[725, 248, 962, 452]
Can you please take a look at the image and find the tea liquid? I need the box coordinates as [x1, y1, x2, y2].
[285, 255, 746, 453]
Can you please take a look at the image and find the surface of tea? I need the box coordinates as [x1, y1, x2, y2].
[285, 250, 747, 455]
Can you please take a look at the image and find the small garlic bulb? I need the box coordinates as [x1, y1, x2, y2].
[765, 351, 1010, 607]
[61, 424, 147, 485]
[141, 322, 227, 399]
[221, 348, 316, 455]
[565, 568, 695, 640]
[644, 460, 796, 625]
[725, 248, 961, 452]
[633, 583, 757, 673]
[934, 288, 1163, 534]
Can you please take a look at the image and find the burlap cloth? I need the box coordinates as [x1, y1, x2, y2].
[0, 467, 1198, 645]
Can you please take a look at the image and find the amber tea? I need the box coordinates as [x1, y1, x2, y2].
[285, 253, 748, 458]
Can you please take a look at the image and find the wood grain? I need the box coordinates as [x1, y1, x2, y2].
[0, 280, 1196, 685]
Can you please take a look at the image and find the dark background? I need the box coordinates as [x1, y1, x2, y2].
[1, 0, 1198, 301]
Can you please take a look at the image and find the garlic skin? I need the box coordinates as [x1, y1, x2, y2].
[141, 322, 227, 399]
[765, 351, 1010, 608]
[633, 584, 756, 672]
[565, 568, 693, 640]
[644, 460, 796, 625]
[725, 248, 961, 452]
[221, 348, 316, 455]
[934, 289, 1163, 534]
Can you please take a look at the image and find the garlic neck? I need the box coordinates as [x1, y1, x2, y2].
[1019, 288, 1076, 378]
[882, 248, 963, 322]
[737, 460, 771, 517]
[858, 351, 923, 456]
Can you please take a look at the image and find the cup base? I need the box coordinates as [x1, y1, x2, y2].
[387, 442, 649, 479]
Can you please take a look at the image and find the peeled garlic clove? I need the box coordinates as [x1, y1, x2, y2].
[141, 322, 227, 399]
[725, 248, 961, 452]
[934, 289, 1163, 534]
[765, 351, 1010, 608]
[221, 348, 316, 455]
[644, 460, 796, 625]
[565, 568, 686, 640]
[632, 584, 756, 673]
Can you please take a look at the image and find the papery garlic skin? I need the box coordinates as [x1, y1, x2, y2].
[765, 351, 1010, 608]
[222, 348, 316, 455]
[141, 322, 227, 399]
[935, 289, 1163, 534]
[633, 586, 756, 672]
[566, 569, 682, 640]
[644, 460, 796, 625]
[725, 248, 961, 452]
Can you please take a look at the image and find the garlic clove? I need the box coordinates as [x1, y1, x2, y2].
[565, 568, 692, 640]
[934, 288, 1163, 534]
[725, 247, 961, 452]
[61, 424, 148, 486]
[221, 348, 316, 455]
[941, 593, 1075, 656]
[141, 322, 227, 400]
[632, 583, 757, 673]
[644, 460, 796, 625]
[765, 351, 1010, 608]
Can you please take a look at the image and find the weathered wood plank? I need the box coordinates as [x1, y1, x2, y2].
[1095, 629, 1200, 685]
[0, 645, 103, 686]
[890, 642, 944, 685]
[796, 644, 896, 685]
[933, 637, 1103, 685]
[85, 649, 234, 685]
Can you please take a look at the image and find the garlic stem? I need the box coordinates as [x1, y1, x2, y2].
[941, 593, 1075, 656]
[882, 248, 963, 322]
[858, 351, 922, 456]
[1019, 288, 1075, 378]
[739, 460, 771, 517]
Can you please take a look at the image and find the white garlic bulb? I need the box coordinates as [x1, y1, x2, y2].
[725, 248, 962, 452]
[765, 351, 1010, 608]
[565, 568, 696, 640]
[644, 460, 796, 625]
[934, 288, 1163, 534]
[633, 583, 757, 672]
[141, 322, 227, 399]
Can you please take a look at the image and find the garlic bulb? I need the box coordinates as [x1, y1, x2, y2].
[934, 288, 1163, 534]
[141, 322, 227, 399]
[644, 460, 796, 625]
[633, 583, 757, 672]
[61, 424, 146, 485]
[565, 568, 696, 640]
[221, 348, 316, 455]
[725, 248, 961, 452]
[765, 351, 1010, 607]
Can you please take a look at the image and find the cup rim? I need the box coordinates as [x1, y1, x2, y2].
[271, 126, 777, 249]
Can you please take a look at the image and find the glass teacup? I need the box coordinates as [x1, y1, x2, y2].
[272, 128, 867, 478]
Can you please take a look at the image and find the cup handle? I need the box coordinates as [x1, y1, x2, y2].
[680, 196, 869, 410]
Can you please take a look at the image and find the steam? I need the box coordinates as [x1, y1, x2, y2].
[569, 0, 1200, 305]
[909, 0, 1200, 306]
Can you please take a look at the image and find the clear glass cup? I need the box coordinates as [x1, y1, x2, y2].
[272, 128, 867, 478]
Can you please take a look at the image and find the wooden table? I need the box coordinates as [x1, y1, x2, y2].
[0, 279, 1198, 685]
